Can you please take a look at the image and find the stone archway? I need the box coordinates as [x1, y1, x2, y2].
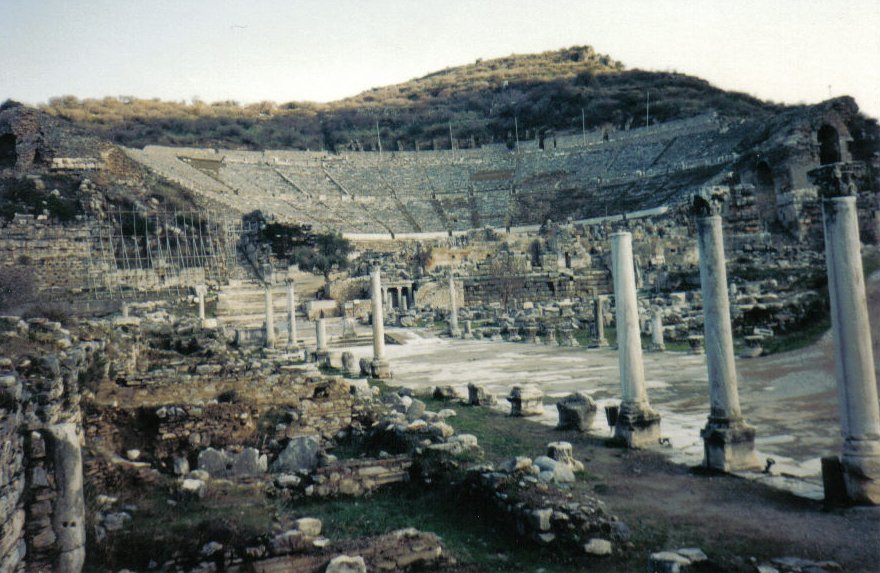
[0, 133, 16, 170]
[818, 124, 841, 165]
[754, 161, 777, 221]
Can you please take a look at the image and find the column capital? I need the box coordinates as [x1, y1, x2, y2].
[691, 186, 727, 218]
[807, 161, 867, 199]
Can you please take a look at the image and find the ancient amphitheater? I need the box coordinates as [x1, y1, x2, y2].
[124, 112, 742, 238]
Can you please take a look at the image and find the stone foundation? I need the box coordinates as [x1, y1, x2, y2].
[613, 403, 662, 448]
[701, 420, 759, 472]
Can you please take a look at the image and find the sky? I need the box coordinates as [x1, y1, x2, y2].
[1, 0, 878, 118]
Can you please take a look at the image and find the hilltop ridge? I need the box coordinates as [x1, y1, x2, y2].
[30, 45, 785, 152]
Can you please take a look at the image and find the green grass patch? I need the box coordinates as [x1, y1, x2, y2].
[292, 484, 574, 573]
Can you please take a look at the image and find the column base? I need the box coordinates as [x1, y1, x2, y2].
[371, 359, 392, 379]
[592, 338, 609, 348]
[701, 419, 759, 472]
[449, 328, 461, 338]
[314, 351, 330, 367]
[841, 439, 880, 505]
[649, 342, 666, 352]
[614, 402, 662, 448]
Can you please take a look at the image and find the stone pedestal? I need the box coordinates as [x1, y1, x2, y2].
[468, 383, 497, 406]
[544, 327, 557, 345]
[556, 392, 597, 431]
[810, 163, 880, 504]
[611, 231, 661, 448]
[508, 384, 544, 416]
[524, 323, 538, 344]
[693, 191, 758, 471]
[701, 422, 758, 471]
[463, 320, 473, 339]
[370, 268, 392, 379]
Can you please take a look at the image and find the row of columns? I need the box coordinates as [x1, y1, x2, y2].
[609, 190, 759, 471]
[260, 280, 298, 348]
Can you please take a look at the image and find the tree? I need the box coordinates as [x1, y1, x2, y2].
[487, 248, 527, 311]
[261, 222, 352, 282]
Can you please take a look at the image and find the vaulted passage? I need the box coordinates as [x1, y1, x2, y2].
[0, 133, 17, 169]
[754, 161, 777, 220]
[818, 124, 841, 165]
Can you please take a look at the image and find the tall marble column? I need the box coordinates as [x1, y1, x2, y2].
[611, 231, 661, 447]
[264, 285, 275, 348]
[315, 318, 328, 356]
[286, 280, 298, 347]
[195, 284, 207, 324]
[650, 307, 665, 352]
[449, 271, 461, 337]
[810, 163, 880, 504]
[693, 188, 758, 471]
[593, 296, 608, 347]
[370, 268, 392, 378]
[47, 423, 86, 573]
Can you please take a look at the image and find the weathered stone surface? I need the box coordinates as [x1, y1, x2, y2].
[508, 384, 544, 416]
[467, 383, 497, 406]
[271, 435, 320, 473]
[326, 554, 367, 573]
[555, 392, 597, 431]
[584, 538, 613, 556]
[649, 551, 692, 573]
[180, 478, 207, 499]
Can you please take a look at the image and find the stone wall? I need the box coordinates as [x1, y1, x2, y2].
[0, 217, 93, 295]
[85, 374, 354, 465]
[463, 270, 610, 306]
[277, 456, 413, 498]
[0, 317, 105, 573]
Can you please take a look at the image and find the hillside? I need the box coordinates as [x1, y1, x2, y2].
[34, 46, 781, 152]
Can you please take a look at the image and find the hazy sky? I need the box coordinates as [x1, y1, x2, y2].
[2, 0, 878, 118]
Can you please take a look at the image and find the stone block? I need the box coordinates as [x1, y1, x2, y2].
[555, 392, 597, 431]
[507, 384, 544, 416]
[271, 435, 320, 473]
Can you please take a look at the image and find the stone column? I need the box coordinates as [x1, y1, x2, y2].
[611, 231, 661, 447]
[593, 296, 608, 347]
[47, 423, 85, 573]
[810, 163, 880, 504]
[448, 271, 461, 337]
[286, 280, 297, 347]
[316, 318, 328, 353]
[650, 308, 665, 351]
[264, 285, 275, 348]
[693, 189, 758, 471]
[400, 288, 409, 311]
[121, 301, 129, 319]
[195, 284, 207, 324]
[370, 268, 392, 378]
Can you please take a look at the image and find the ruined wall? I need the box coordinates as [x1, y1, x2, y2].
[0, 217, 94, 295]
[85, 373, 354, 465]
[0, 317, 105, 573]
[463, 270, 610, 306]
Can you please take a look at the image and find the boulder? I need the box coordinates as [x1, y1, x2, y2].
[271, 435, 320, 473]
[326, 555, 367, 573]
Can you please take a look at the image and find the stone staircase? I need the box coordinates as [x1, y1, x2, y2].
[215, 279, 300, 328]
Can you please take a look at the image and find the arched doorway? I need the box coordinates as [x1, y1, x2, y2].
[754, 161, 777, 221]
[818, 125, 841, 165]
[0, 133, 16, 169]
